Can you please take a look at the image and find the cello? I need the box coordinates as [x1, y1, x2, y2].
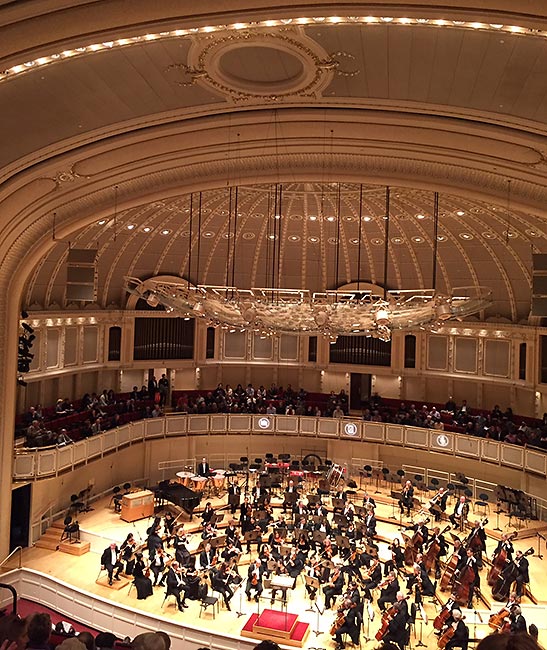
[433, 599, 455, 631]
[488, 607, 510, 632]
[375, 604, 397, 641]
[487, 531, 517, 587]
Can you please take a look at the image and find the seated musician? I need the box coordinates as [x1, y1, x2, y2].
[313, 501, 329, 518]
[399, 480, 414, 517]
[132, 552, 153, 600]
[492, 533, 514, 563]
[257, 504, 274, 532]
[221, 538, 242, 565]
[305, 560, 322, 600]
[201, 523, 217, 541]
[427, 526, 448, 580]
[429, 487, 449, 521]
[378, 571, 400, 612]
[407, 563, 435, 597]
[323, 565, 344, 609]
[198, 541, 217, 570]
[449, 496, 469, 529]
[332, 598, 360, 650]
[211, 562, 234, 611]
[165, 561, 190, 610]
[150, 546, 168, 586]
[197, 457, 210, 477]
[201, 502, 215, 526]
[509, 604, 527, 634]
[243, 516, 262, 554]
[283, 480, 299, 512]
[227, 480, 241, 515]
[163, 512, 176, 539]
[440, 608, 469, 650]
[456, 548, 479, 609]
[173, 527, 192, 568]
[342, 502, 355, 523]
[146, 525, 163, 561]
[225, 519, 238, 543]
[246, 558, 264, 602]
[406, 518, 429, 550]
[252, 484, 269, 508]
[384, 538, 405, 576]
[271, 550, 303, 603]
[120, 532, 137, 576]
[314, 515, 332, 536]
[382, 596, 410, 648]
[100, 542, 123, 586]
[514, 550, 530, 597]
[293, 499, 308, 518]
[361, 557, 382, 600]
[364, 506, 377, 538]
[466, 520, 487, 568]
[362, 491, 376, 509]
[295, 532, 311, 559]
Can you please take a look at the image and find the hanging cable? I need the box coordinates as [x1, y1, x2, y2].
[432, 191, 439, 292]
[383, 186, 390, 299]
[357, 184, 363, 291]
[335, 182, 341, 290]
[188, 193, 193, 288]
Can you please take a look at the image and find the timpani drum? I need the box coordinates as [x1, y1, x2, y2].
[191, 476, 207, 492]
[213, 471, 226, 492]
[176, 471, 194, 487]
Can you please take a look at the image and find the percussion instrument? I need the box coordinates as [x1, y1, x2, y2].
[191, 476, 207, 492]
[213, 472, 226, 491]
[176, 471, 194, 487]
[327, 463, 344, 486]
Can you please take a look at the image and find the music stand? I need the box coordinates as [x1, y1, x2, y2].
[335, 535, 351, 552]
[334, 513, 349, 529]
[332, 497, 345, 511]
[280, 544, 292, 557]
[307, 493, 321, 506]
[365, 542, 379, 559]
[210, 534, 226, 550]
[274, 526, 287, 539]
[391, 489, 401, 520]
[372, 467, 383, 494]
[244, 530, 261, 556]
[210, 513, 224, 527]
[355, 505, 368, 518]
[304, 575, 320, 612]
[312, 530, 326, 545]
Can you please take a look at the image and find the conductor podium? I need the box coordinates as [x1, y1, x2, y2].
[120, 489, 155, 522]
[242, 609, 310, 647]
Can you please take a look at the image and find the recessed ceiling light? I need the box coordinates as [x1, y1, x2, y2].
[456, 210, 465, 216]
[363, 216, 372, 222]
[242, 232, 255, 240]
[412, 236, 423, 243]
[459, 232, 473, 240]
[161, 229, 171, 236]
[526, 229, 540, 238]
[202, 231, 215, 238]
[371, 238, 384, 245]
[308, 236, 319, 243]
[268, 234, 277, 240]
[288, 235, 301, 242]
[437, 235, 447, 242]
[142, 226, 153, 233]
[391, 237, 403, 244]
[349, 238, 359, 245]
[309, 215, 318, 221]
[98, 219, 107, 225]
[416, 214, 426, 220]
[326, 216, 336, 222]
[127, 224, 135, 230]
[274, 214, 281, 220]
[504, 230, 518, 239]
[482, 232, 496, 239]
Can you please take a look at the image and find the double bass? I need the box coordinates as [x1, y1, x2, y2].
[424, 525, 451, 573]
[487, 531, 517, 587]
[433, 599, 455, 631]
[404, 518, 430, 566]
[491, 547, 534, 602]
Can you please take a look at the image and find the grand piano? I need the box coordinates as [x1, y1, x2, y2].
[154, 480, 202, 519]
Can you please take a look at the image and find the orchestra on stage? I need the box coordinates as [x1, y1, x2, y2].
[98, 458, 540, 649]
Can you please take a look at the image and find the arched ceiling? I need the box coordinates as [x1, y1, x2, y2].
[1, 2, 547, 325]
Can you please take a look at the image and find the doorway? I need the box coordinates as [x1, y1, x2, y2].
[11, 483, 31, 551]
[350, 373, 371, 411]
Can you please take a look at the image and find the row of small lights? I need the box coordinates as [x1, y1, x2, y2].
[98, 218, 523, 242]
[1, 15, 542, 83]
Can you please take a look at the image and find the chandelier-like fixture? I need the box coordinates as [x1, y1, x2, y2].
[125, 277, 492, 341]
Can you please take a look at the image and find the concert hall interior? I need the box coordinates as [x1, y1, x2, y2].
[2, 2, 547, 650]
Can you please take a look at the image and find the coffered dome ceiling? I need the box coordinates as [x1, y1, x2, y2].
[2, 3, 547, 324]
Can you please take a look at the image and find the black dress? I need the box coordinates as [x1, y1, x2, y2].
[133, 559, 154, 600]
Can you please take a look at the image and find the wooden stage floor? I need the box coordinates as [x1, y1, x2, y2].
[20, 474, 547, 650]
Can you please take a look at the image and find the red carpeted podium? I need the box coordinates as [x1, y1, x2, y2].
[241, 609, 310, 647]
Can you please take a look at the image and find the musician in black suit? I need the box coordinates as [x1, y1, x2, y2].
[323, 567, 344, 609]
[362, 491, 376, 509]
[509, 604, 527, 634]
[246, 559, 264, 601]
[383, 597, 409, 648]
[429, 487, 449, 521]
[399, 480, 414, 517]
[149, 547, 167, 586]
[492, 534, 514, 562]
[165, 562, 189, 610]
[427, 526, 448, 579]
[466, 520, 487, 568]
[211, 562, 234, 610]
[283, 480, 299, 512]
[199, 542, 216, 570]
[197, 457, 210, 477]
[514, 550, 530, 597]
[293, 500, 308, 518]
[449, 496, 469, 528]
[445, 609, 469, 650]
[100, 542, 123, 585]
[146, 527, 163, 561]
[363, 507, 377, 538]
[227, 481, 241, 514]
[378, 571, 400, 612]
[332, 598, 360, 649]
[173, 527, 192, 568]
[201, 502, 215, 526]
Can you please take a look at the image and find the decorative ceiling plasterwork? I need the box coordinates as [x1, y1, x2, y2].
[168, 28, 339, 100]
